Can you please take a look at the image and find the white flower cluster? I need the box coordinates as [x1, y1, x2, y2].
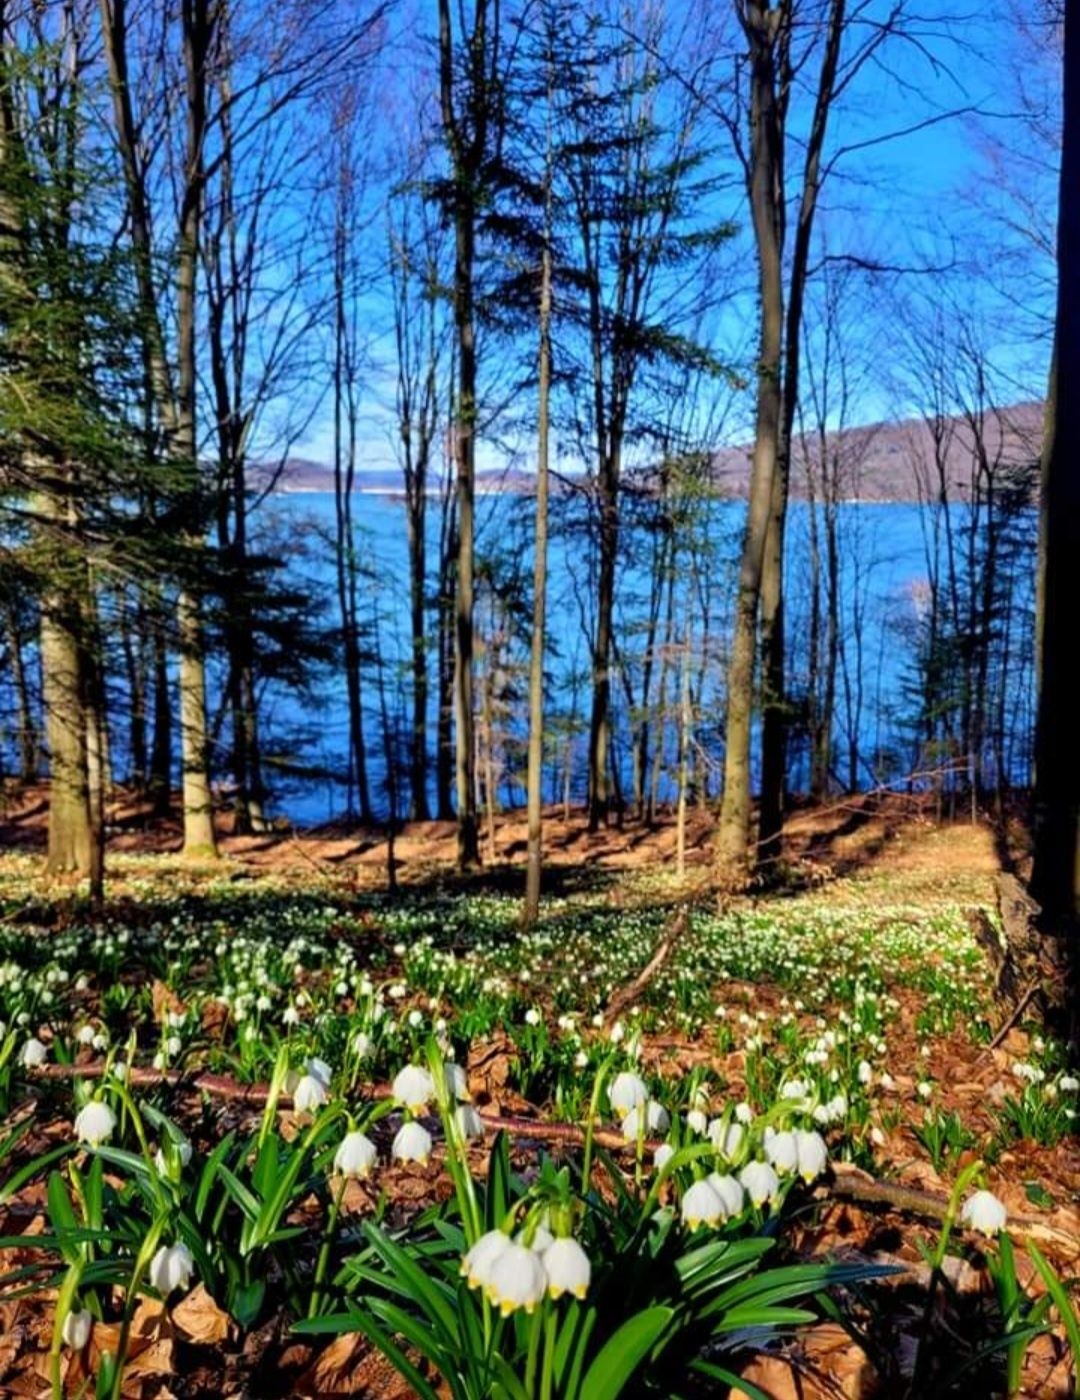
[461, 1229, 590, 1314]
[679, 1126, 830, 1226]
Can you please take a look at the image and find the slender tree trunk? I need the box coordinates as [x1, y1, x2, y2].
[524, 234, 552, 925]
[676, 627, 692, 878]
[438, 0, 485, 869]
[436, 492, 457, 820]
[587, 447, 619, 831]
[757, 0, 845, 871]
[407, 499, 430, 820]
[4, 601, 37, 780]
[101, 0, 217, 855]
[649, 559, 678, 822]
[83, 590, 106, 900]
[715, 0, 786, 891]
[481, 635, 497, 863]
[120, 591, 148, 787]
[176, 0, 216, 857]
[149, 600, 172, 816]
[451, 212, 480, 867]
[332, 200, 373, 823]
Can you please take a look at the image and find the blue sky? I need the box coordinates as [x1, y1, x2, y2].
[283, 0, 1060, 476]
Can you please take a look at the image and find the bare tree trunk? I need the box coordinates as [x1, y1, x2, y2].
[119, 591, 147, 788]
[757, 0, 845, 872]
[175, 0, 216, 858]
[406, 497, 430, 820]
[676, 627, 692, 878]
[524, 233, 552, 925]
[436, 485, 457, 820]
[4, 601, 37, 780]
[332, 186, 373, 823]
[481, 635, 497, 864]
[587, 465, 618, 830]
[438, 0, 489, 870]
[649, 559, 678, 822]
[149, 598, 172, 816]
[41, 591, 93, 875]
[715, 0, 786, 891]
[101, 0, 217, 856]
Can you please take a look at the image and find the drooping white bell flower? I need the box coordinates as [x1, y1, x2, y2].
[352, 1031, 374, 1058]
[74, 1100, 116, 1147]
[461, 1229, 511, 1289]
[21, 1037, 48, 1068]
[680, 1178, 724, 1228]
[392, 1064, 434, 1113]
[293, 1073, 329, 1114]
[685, 1109, 708, 1136]
[306, 1056, 333, 1088]
[739, 1160, 781, 1207]
[960, 1189, 1007, 1237]
[154, 1136, 193, 1178]
[333, 1130, 378, 1179]
[621, 1100, 670, 1139]
[486, 1242, 548, 1316]
[794, 1129, 828, 1183]
[764, 1128, 798, 1176]
[707, 1172, 746, 1218]
[608, 1071, 648, 1115]
[455, 1103, 485, 1140]
[392, 1120, 433, 1164]
[148, 1240, 195, 1294]
[543, 1237, 591, 1299]
[708, 1119, 744, 1160]
[61, 1308, 92, 1350]
[516, 1221, 554, 1253]
[653, 1143, 676, 1172]
[444, 1062, 470, 1101]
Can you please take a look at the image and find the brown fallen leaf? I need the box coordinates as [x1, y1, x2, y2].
[151, 980, 186, 1023]
[171, 1284, 234, 1346]
[296, 1333, 427, 1398]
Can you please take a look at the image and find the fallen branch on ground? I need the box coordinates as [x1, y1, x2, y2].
[602, 905, 687, 1026]
[27, 1063, 1078, 1257]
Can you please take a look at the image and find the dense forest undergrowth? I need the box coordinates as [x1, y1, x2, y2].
[0, 787, 1076, 1398]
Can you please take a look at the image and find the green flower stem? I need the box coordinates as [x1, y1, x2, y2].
[49, 1261, 83, 1400]
[911, 1158, 983, 1396]
[309, 1175, 348, 1319]
[426, 1039, 480, 1243]
[524, 1301, 545, 1396]
[107, 1214, 167, 1400]
[580, 1059, 613, 1198]
[106, 1081, 168, 1216]
[258, 1044, 291, 1151]
[540, 1305, 558, 1400]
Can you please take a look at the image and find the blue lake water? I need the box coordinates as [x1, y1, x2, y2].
[246, 492, 1036, 826]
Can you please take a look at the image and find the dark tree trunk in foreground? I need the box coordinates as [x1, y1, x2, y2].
[1031, 0, 1080, 940]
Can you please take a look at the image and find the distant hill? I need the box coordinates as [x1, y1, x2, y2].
[254, 402, 1043, 505]
[708, 400, 1043, 503]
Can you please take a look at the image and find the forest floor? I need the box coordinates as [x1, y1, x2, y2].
[0, 784, 1076, 1399]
